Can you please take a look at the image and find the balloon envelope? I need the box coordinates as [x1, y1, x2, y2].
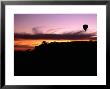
[83, 24, 88, 31]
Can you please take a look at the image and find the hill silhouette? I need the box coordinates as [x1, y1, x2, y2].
[14, 41, 97, 76]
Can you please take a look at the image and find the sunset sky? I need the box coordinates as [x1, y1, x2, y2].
[14, 14, 97, 51]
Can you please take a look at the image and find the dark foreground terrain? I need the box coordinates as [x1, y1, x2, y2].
[14, 41, 97, 76]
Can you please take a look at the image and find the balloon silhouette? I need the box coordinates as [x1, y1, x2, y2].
[83, 24, 88, 31]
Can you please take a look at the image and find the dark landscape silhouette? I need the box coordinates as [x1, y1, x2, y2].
[14, 41, 97, 76]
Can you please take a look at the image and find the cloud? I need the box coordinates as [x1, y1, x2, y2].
[14, 45, 32, 47]
[32, 26, 44, 34]
[14, 45, 33, 48]
[46, 28, 63, 34]
[31, 26, 97, 36]
[32, 26, 65, 34]
[14, 30, 97, 40]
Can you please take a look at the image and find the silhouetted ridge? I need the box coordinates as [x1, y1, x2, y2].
[14, 41, 97, 76]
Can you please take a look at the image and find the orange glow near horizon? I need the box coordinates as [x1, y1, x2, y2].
[14, 39, 96, 51]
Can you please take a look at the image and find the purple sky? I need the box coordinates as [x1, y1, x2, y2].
[14, 14, 97, 35]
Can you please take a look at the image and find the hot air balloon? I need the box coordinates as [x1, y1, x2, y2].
[83, 24, 88, 31]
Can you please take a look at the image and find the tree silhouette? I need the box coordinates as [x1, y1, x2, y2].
[42, 41, 48, 44]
